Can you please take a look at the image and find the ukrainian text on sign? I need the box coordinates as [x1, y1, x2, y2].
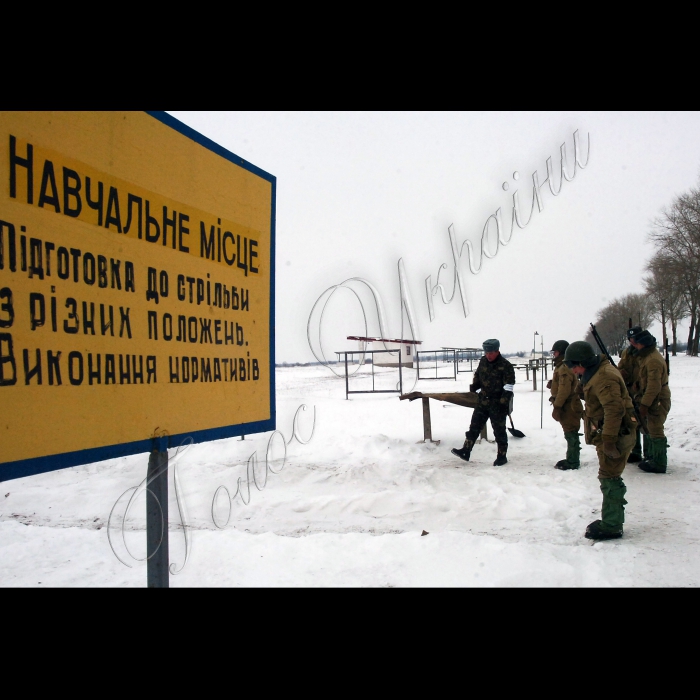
[0, 112, 275, 476]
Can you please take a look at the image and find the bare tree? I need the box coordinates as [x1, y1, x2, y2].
[585, 293, 655, 355]
[648, 185, 700, 356]
[644, 252, 687, 355]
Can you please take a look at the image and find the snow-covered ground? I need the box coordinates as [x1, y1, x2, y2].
[2, 355, 699, 587]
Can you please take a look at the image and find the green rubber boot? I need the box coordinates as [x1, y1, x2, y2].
[639, 437, 667, 473]
[585, 477, 627, 540]
[642, 433, 651, 460]
[556, 432, 581, 470]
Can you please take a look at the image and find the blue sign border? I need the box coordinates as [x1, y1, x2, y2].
[1, 111, 276, 482]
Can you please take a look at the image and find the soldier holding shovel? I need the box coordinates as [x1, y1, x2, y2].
[451, 339, 515, 466]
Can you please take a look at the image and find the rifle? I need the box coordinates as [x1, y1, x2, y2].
[589, 323, 649, 435]
[665, 338, 670, 376]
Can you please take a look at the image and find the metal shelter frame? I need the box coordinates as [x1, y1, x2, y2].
[439, 347, 483, 376]
[335, 349, 405, 399]
[416, 349, 457, 381]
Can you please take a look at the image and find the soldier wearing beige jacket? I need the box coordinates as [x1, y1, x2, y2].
[565, 341, 638, 541]
[629, 329, 671, 474]
[548, 340, 584, 470]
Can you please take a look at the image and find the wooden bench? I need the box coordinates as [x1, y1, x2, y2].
[399, 391, 491, 445]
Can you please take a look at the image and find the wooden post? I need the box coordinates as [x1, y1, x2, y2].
[419, 397, 440, 444]
[422, 397, 432, 441]
[533, 367, 537, 391]
[344, 353, 349, 400]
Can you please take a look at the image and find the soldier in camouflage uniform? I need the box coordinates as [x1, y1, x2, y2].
[564, 341, 639, 540]
[451, 339, 515, 466]
[629, 329, 671, 474]
[618, 326, 643, 462]
[548, 340, 584, 470]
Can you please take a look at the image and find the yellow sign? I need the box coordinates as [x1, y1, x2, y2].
[0, 112, 275, 480]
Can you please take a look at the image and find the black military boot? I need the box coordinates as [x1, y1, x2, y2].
[451, 437, 474, 462]
[638, 459, 664, 473]
[493, 444, 508, 466]
[585, 520, 623, 540]
[627, 430, 642, 462]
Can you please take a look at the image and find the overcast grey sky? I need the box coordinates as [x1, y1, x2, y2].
[170, 111, 700, 361]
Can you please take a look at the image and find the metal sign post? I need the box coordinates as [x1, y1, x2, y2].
[146, 437, 169, 588]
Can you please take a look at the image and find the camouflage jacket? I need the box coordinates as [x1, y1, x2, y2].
[472, 353, 515, 404]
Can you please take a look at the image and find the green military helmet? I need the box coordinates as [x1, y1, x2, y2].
[551, 339, 569, 354]
[564, 340, 598, 368]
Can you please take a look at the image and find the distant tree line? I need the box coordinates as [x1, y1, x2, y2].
[276, 361, 327, 367]
[645, 181, 700, 356]
[584, 293, 655, 356]
[586, 177, 700, 357]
